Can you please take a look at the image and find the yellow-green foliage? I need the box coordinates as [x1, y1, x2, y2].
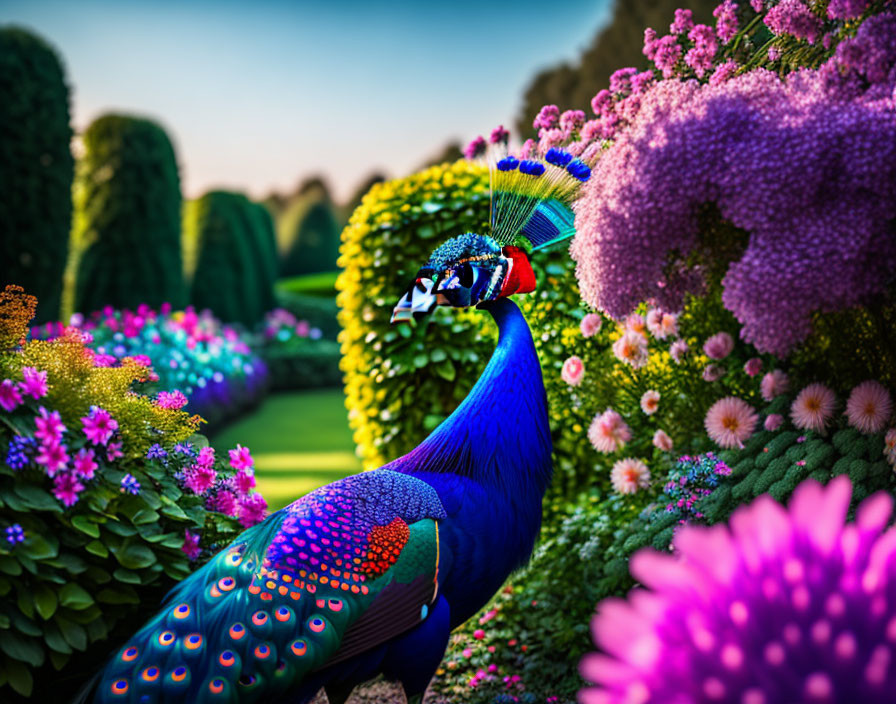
[336, 160, 493, 470]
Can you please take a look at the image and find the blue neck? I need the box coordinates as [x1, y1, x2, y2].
[391, 298, 552, 498]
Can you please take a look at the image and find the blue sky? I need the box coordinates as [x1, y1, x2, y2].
[3, 0, 612, 201]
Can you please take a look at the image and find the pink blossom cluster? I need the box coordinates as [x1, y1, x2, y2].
[0, 367, 48, 411]
[571, 36, 896, 355]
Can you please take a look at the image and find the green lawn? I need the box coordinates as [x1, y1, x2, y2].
[277, 270, 340, 297]
[211, 389, 361, 510]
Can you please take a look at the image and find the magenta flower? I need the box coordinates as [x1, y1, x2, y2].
[669, 8, 694, 34]
[581, 476, 896, 704]
[238, 493, 268, 528]
[744, 357, 763, 377]
[81, 406, 118, 446]
[845, 380, 893, 435]
[561, 356, 585, 387]
[72, 448, 98, 480]
[704, 396, 758, 448]
[489, 125, 509, 145]
[156, 390, 188, 410]
[184, 465, 217, 495]
[182, 529, 202, 560]
[36, 442, 69, 477]
[703, 331, 734, 360]
[231, 468, 256, 497]
[196, 445, 215, 469]
[463, 135, 487, 160]
[18, 367, 48, 400]
[559, 109, 586, 132]
[765, 0, 823, 43]
[0, 379, 23, 412]
[208, 489, 239, 516]
[52, 471, 84, 507]
[228, 444, 254, 471]
[35, 406, 65, 444]
[533, 104, 560, 130]
[106, 440, 123, 461]
[713, 0, 739, 43]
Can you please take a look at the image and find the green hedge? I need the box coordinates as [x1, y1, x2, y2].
[72, 114, 185, 315]
[281, 196, 342, 277]
[183, 191, 276, 326]
[0, 27, 73, 324]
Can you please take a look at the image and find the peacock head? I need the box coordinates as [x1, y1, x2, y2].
[391, 233, 536, 323]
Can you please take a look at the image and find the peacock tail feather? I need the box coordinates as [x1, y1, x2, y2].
[94, 471, 445, 703]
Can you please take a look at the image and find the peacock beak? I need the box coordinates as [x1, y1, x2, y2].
[391, 277, 438, 324]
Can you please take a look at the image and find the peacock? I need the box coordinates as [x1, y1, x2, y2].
[88, 146, 593, 704]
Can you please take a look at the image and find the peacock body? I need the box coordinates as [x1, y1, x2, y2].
[91, 144, 593, 703]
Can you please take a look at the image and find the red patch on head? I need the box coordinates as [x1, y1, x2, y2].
[499, 247, 536, 297]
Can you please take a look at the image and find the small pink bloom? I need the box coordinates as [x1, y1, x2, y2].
[702, 364, 725, 382]
[670, 339, 689, 364]
[744, 358, 763, 377]
[463, 648, 473, 658]
[182, 529, 202, 560]
[184, 465, 217, 495]
[703, 332, 734, 360]
[613, 330, 649, 369]
[72, 447, 98, 480]
[208, 489, 239, 516]
[228, 444, 254, 471]
[640, 390, 660, 415]
[561, 356, 585, 386]
[611, 458, 651, 494]
[845, 380, 892, 435]
[37, 441, 69, 477]
[238, 493, 268, 528]
[19, 367, 48, 399]
[35, 406, 65, 443]
[653, 429, 674, 451]
[646, 310, 678, 340]
[761, 369, 790, 402]
[196, 446, 215, 469]
[624, 313, 647, 336]
[705, 397, 759, 449]
[764, 413, 784, 431]
[232, 468, 256, 496]
[156, 390, 188, 410]
[82, 406, 118, 446]
[474, 629, 485, 640]
[0, 379, 23, 412]
[791, 383, 837, 433]
[588, 409, 632, 453]
[106, 440, 123, 461]
[52, 471, 84, 507]
[580, 313, 603, 338]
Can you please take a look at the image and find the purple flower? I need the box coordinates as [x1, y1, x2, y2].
[183, 465, 216, 495]
[82, 406, 118, 446]
[231, 468, 256, 497]
[36, 441, 69, 477]
[609, 68, 638, 95]
[652, 35, 683, 78]
[685, 25, 718, 78]
[828, 0, 870, 19]
[208, 489, 239, 516]
[669, 8, 694, 34]
[6, 524, 25, 545]
[559, 109, 586, 132]
[105, 440, 123, 461]
[581, 476, 896, 704]
[156, 390, 187, 410]
[463, 136, 487, 160]
[146, 443, 167, 460]
[35, 406, 65, 444]
[703, 331, 734, 360]
[532, 104, 560, 130]
[0, 379, 23, 412]
[228, 444, 253, 471]
[72, 447, 98, 480]
[182, 529, 202, 560]
[52, 471, 84, 507]
[765, 0, 823, 43]
[238, 493, 268, 528]
[18, 367, 48, 400]
[5, 436, 36, 470]
[489, 125, 509, 144]
[713, 0, 740, 43]
[120, 473, 140, 495]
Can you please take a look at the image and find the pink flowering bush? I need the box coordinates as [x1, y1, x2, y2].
[0, 287, 267, 698]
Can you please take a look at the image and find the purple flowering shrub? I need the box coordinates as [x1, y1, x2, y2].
[0, 287, 267, 699]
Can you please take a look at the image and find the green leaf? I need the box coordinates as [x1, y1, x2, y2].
[434, 359, 456, 381]
[55, 615, 87, 650]
[115, 542, 156, 570]
[70, 515, 100, 538]
[0, 556, 22, 576]
[17, 590, 33, 619]
[58, 583, 94, 610]
[33, 585, 58, 620]
[104, 520, 138, 537]
[84, 540, 108, 558]
[42, 622, 71, 654]
[159, 499, 188, 520]
[48, 649, 70, 671]
[112, 568, 141, 584]
[21, 534, 59, 561]
[0, 630, 44, 667]
[97, 586, 139, 605]
[14, 484, 61, 512]
[131, 508, 160, 525]
[5, 658, 33, 696]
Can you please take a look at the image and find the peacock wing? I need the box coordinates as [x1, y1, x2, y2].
[94, 470, 445, 704]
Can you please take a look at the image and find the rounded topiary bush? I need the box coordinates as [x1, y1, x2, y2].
[248, 201, 279, 314]
[281, 195, 342, 277]
[0, 27, 73, 324]
[184, 191, 274, 326]
[336, 160, 493, 469]
[72, 114, 185, 315]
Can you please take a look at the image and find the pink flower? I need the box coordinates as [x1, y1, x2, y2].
[156, 390, 188, 410]
[702, 364, 725, 382]
[646, 310, 678, 340]
[846, 380, 893, 435]
[885, 429, 896, 466]
[743, 358, 762, 377]
[764, 413, 784, 431]
[182, 529, 202, 560]
[561, 356, 586, 386]
[704, 396, 758, 449]
[72, 448, 98, 480]
[463, 648, 473, 658]
[624, 313, 646, 336]
[580, 313, 603, 338]
[231, 468, 256, 496]
[640, 390, 660, 415]
[106, 440, 123, 461]
[652, 429, 674, 451]
[208, 489, 239, 516]
[19, 367, 48, 399]
[611, 458, 651, 494]
[473, 629, 485, 640]
[612, 330, 649, 369]
[0, 379, 23, 412]
[760, 369, 790, 402]
[35, 406, 65, 444]
[791, 383, 837, 433]
[82, 406, 118, 446]
[238, 493, 268, 528]
[52, 471, 84, 507]
[669, 339, 688, 364]
[36, 441, 69, 477]
[228, 444, 254, 471]
[184, 465, 217, 495]
[703, 331, 734, 360]
[196, 446, 215, 469]
[589, 409, 632, 453]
